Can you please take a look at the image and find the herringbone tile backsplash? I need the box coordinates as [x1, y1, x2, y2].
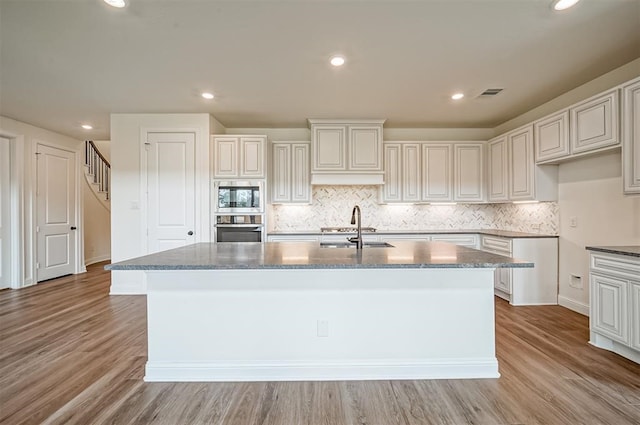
[269, 185, 558, 234]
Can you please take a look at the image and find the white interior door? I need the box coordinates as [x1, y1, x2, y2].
[36, 144, 77, 281]
[0, 137, 10, 289]
[146, 132, 196, 254]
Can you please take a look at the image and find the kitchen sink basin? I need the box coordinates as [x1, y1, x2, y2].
[320, 242, 394, 248]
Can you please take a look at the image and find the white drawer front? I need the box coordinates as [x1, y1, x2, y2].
[481, 236, 512, 254]
[591, 253, 640, 281]
[431, 234, 478, 247]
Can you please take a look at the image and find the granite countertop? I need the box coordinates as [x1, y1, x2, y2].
[585, 246, 640, 258]
[268, 229, 558, 238]
[106, 241, 533, 271]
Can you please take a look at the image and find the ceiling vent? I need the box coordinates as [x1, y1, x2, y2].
[478, 88, 503, 97]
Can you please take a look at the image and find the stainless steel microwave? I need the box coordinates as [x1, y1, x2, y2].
[213, 181, 264, 213]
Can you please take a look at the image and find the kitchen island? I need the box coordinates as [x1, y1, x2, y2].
[107, 241, 533, 382]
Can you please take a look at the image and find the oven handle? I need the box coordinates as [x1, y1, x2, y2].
[215, 224, 263, 230]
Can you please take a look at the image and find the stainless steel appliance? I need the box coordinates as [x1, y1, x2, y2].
[214, 215, 264, 243]
[214, 181, 263, 213]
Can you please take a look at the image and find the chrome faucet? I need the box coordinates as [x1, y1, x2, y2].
[348, 205, 363, 249]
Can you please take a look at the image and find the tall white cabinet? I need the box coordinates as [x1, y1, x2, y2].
[270, 142, 311, 204]
[488, 125, 557, 202]
[622, 77, 640, 195]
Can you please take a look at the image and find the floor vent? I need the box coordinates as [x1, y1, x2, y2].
[479, 88, 504, 97]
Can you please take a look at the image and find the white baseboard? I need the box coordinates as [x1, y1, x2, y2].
[558, 295, 589, 316]
[144, 359, 500, 382]
[85, 254, 111, 266]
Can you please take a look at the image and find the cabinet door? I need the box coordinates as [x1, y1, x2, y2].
[422, 144, 452, 201]
[313, 126, 346, 171]
[487, 137, 509, 202]
[632, 282, 640, 351]
[571, 89, 619, 154]
[534, 110, 570, 162]
[454, 143, 484, 202]
[623, 78, 640, 195]
[213, 137, 238, 178]
[494, 268, 512, 294]
[291, 144, 311, 203]
[509, 126, 535, 200]
[271, 143, 291, 203]
[383, 144, 402, 202]
[349, 125, 382, 170]
[590, 273, 629, 344]
[240, 137, 265, 177]
[402, 144, 421, 202]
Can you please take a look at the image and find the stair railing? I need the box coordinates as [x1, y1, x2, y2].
[84, 141, 111, 201]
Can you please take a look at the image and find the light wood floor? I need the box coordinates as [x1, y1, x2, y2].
[1, 263, 639, 425]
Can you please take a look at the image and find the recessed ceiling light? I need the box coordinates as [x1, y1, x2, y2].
[330, 56, 345, 67]
[104, 0, 126, 8]
[451, 93, 464, 100]
[81, 124, 93, 130]
[201, 92, 215, 100]
[552, 0, 581, 11]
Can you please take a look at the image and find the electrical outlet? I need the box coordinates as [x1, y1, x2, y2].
[317, 320, 329, 337]
[570, 274, 582, 289]
[569, 216, 578, 228]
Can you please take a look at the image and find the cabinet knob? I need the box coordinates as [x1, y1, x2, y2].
[187, 231, 194, 236]
[70, 226, 77, 230]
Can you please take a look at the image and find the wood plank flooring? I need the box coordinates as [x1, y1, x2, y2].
[1, 262, 639, 425]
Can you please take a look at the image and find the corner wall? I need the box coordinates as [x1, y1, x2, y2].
[557, 151, 640, 314]
[0, 116, 84, 288]
[110, 113, 211, 294]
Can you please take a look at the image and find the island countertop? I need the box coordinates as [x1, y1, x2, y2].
[106, 241, 533, 271]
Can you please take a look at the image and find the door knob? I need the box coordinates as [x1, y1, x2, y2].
[70, 226, 77, 230]
[187, 231, 194, 236]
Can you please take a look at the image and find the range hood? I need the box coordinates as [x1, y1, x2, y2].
[311, 173, 385, 185]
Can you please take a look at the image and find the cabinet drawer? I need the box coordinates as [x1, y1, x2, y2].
[481, 236, 512, 254]
[431, 234, 477, 247]
[591, 253, 640, 280]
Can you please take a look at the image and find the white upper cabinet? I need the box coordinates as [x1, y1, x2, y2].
[487, 136, 509, 202]
[421, 144, 452, 202]
[508, 126, 535, 200]
[534, 110, 570, 162]
[489, 125, 557, 202]
[571, 89, 619, 154]
[312, 125, 346, 171]
[402, 144, 421, 202]
[383, 144, 402, 202]
[212, 135, 266, 179]
[622, 77, 640, 195]
[349, 126, 382, 170]
[453, 143, 485, 202]
[309, 119, 385, 184]
[270, 142, 311, 204]
[382, 142, 478, 203]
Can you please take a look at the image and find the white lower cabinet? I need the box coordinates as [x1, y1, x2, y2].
[480, 235, 558, 305]
[591, 273, 629, 344]
[589, 251, 640, 363]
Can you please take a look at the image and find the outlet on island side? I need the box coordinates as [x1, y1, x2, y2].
[317, 320, 329, 337]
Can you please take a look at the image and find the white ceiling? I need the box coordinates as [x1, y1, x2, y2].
[1, 0, 639, 140]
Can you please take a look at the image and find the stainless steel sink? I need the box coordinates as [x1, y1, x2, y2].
[320, 242, 394, 248]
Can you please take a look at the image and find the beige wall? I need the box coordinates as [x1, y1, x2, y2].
[557, 151, 640, 314]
